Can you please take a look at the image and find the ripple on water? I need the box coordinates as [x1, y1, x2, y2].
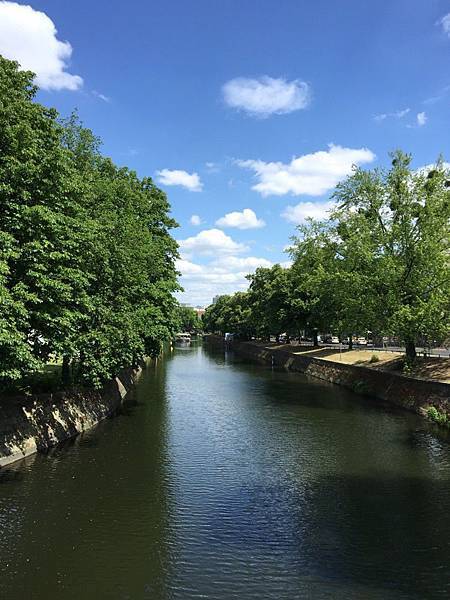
[0, 344, 449, 599]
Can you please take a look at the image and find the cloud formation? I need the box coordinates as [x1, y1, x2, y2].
[190, 215, 202, 226]
[176, 223, 279, 304]
[281, 200, 335, 224]
[237, 144, 375, 197]
[178, 228, 248, 257]
[92, 90, 110, 102]
[0, 1, 82, 91]
[438, 13, 450, 37]
[216, 208, 265, 230]
[176, 255, 273, 306]
[222, 76, 310, 117]
[417, 112, 427, 127]
[156, 169, 203, 191]
[374, 108, 410, 122]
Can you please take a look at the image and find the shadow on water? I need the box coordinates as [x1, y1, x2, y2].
[0, 342, 449, 599]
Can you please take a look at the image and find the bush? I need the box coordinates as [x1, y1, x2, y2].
[426, 406, 449, 427]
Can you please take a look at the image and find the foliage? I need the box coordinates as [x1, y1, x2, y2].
[176, 305, 202, 332]
[246, 265, 297, 340]
[0, 56, 179, 390]
[203, 292, 253, 339]
[330, 151, 450, 359]
[426, 406, 449, 427]
[202, 152, 449, 361]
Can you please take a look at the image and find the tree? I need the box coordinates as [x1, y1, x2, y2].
[0, 56, 180, 389]
[203, 295, 232, 335]
[177, 305, 202, 332]
[0, 56, 92, 384]
[289, 222, 344, 345]
[331, 151, 450, 359]
[247, 264, 294, 341]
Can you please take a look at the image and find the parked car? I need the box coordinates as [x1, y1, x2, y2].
[357, 337, 368, 346]
[331, 336, 340, 344]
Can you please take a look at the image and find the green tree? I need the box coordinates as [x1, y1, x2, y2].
[0, 57, 92, 385]
[332, 151, 450, 358]
[0, 56, 180, 389]
[177, 305, 202, 332]
[247, 264, 294, 341]
[203, 295, 232, 335]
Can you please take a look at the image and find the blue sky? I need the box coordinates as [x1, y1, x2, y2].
[1, 0, 449, 305]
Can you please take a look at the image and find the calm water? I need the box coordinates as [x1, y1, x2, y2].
[1, 343, 450, 599]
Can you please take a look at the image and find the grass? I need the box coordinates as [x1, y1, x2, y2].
[1, 361, 63, 396]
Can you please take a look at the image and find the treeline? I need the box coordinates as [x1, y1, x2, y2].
[204, 152, 450, 359]
[0, 56, 179, 389]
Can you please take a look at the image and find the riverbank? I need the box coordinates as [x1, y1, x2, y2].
[0, 364, 146, 468]
[204, 335, 450, 423]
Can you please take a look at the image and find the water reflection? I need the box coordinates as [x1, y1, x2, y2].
[0, 343, 449, 599]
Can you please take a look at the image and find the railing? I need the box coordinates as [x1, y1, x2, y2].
[271, 340, 449, 358]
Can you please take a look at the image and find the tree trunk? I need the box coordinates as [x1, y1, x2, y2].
[61, 355, 71, 387]
[405, 339, 416, 361]
[76, 351, 85, 382]
[313, 330, 319, 347]
[348, 336, 353, 351]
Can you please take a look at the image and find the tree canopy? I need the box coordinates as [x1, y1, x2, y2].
[203, 152, 450, 359]
[176, 306, 203, 333]
[0, 55, 180, 389]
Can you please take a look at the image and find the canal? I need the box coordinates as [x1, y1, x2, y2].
[1, 343, 450, 599]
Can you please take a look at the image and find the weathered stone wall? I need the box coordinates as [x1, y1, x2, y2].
[203, 335, 449, 419]
[0, 364, 144, 468]
[234, 341, 449, 418]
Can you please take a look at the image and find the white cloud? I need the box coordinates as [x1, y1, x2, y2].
[415, 162, 450, 177]
[217, 256, 272, 270]
[0, 1, 82, 91]
[92, 90, 110, 102]
[417, 112, 427, 127]
[175, 227, 276, 303]
[216, 208, 265, 230]
[281, 199, 335, 224]
[222, 76, 311, 117]
[205, 161, 220, 173]
[438, 13, 450, 37]
[374, 108, 410, 122]
[176, 255, 273, 306]
[178, 228, 248, 257]
[190, 214, 202, 226]
[237, 144, 376, 197]
[156, 169, 203, 192]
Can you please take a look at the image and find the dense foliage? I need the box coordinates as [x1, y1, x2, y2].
[204, 152, 450, 359]
[176, 306, 203, 333]
[0, 56, 179, 389]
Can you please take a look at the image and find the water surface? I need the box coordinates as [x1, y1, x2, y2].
[1, 343, 449, 599]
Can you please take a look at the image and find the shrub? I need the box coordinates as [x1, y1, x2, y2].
[426, 406, 449, 427]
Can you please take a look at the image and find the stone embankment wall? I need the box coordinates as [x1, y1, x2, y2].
[0, 365, 144, 468]
[204, 335, 449, 418]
